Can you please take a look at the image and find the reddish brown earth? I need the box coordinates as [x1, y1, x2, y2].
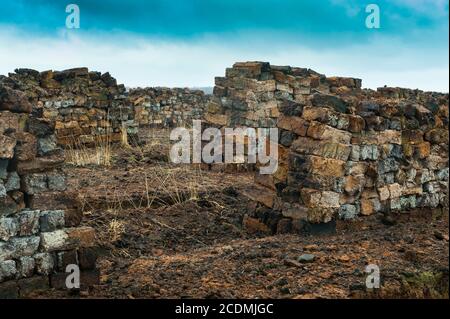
[38, 129, 449, 299]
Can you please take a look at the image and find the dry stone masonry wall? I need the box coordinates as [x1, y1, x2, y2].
[129, 87, 208, 127]
[0, 68, 135, 147]
[0, 68, 210, 149]
[205, 62, 449, 234]
[0, 76, 98, 298]
[1, 62, 448, 296]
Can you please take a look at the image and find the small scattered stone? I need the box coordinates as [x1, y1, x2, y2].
[298, 254, 316, 263]
[434, 230, 449, 241]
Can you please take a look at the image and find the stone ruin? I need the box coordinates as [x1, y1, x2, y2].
[204, 62, 449, 234]
[1, 76, 98, 298]
[1, 68, 136, 147]
[0, 67, 210, 297]
[1, 62, 449, 296]
[0, 68, 210, 149]
[129, 87, 208, 128]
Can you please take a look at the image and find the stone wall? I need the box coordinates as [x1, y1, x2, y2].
[128, 87, 208, 127]
[205, 62, 449, 234]
[0, 79, 98, 298]
[0, 69, 210, 149]
[1, 68, 136, 147]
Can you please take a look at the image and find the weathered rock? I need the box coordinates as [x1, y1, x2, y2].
[243, 215, 271, 234]
[0, 217, 18, 241]
[360, 145, 379, 161]
[9, 236, 40, 258]
[307, 122, 352, 144]
[297, 254, 316, 263]
[277, 115, 309, 136]
[338, 204, 359, 220]
[0, 181, 6, 198]
[0, 159, 8, 179]
[360, 198, 381, 215]
[291, 137, 351, 161]
[13, 132, 37, 161]
[0, 86, 32, 113]
[34, 253, 54, 275]
[39, 210, 65, 232]
[66, 226, 96, 248]
[311, 93, 348, 113]
[301, 189, 340, 208]
[4, 172, 20, 192]
[16, 210, 41, 236]
[0, 260, 17, 282]
[307, 156, 346, 177]
[39, 230, 71, 252]
[0, 193, 24, 217]
[16, 256, 35, 278]
[47, 173, 66, 191]
[0, 135, 16, 159]
[37, 135, 58, 156]
[21, 173, 48, 194]
[378, 158, 400, 174]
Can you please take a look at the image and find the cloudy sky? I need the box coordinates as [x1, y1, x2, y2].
[0, 0, 448, 91]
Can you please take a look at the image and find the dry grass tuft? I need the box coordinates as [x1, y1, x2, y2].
[108, 218, 126, 242]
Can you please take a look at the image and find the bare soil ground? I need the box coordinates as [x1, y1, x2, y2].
[41, 128, 449, 299]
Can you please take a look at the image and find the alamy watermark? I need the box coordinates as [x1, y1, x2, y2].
[65, 264, 80, 289]
[66, 4, 80, 29]
[169, 120, 279, 175]
[365, 4, 380, 29]
[365, 264, 380, 289]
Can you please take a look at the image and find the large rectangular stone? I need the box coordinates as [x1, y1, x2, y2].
[0, 217, 18, 241]
[377, 130, 402, 145]
[204, 113, 229, 126]
[16, 210, 41, 236]
[0, 111, 20, 135]
[17, 256, 35, 278]
[277, 115, 309, 136]
[16, 153, 65, 175]
[242, 185, 276, 208]
[40, 210, 65, 232]
[300, 188, 340, 208]
[0, 260, 17, 282]
[21, 173, 48, 195]
[307, 155, 346, 177]
[40, 230, 72, 252]
[306, 122, 352, 144]
[13, 132, 37, 161]
[9, 236, 41, 259]
[291, 137, 351, 160]
[34, 252, 55, 275]
[0, 191, 25, 217]
[0, 135, 16, 159]
[66, 227, 96, 248]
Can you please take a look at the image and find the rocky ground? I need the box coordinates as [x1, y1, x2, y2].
[38, 128, 449, 299]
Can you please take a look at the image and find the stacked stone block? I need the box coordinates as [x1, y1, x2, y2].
[205, 62, 449, 234]
[1, 81, 98, 298]
[2, 68, 136, 147]
[128, 87, 208, 127]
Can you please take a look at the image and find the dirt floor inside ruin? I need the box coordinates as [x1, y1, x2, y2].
[38, 128, 449, 299]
